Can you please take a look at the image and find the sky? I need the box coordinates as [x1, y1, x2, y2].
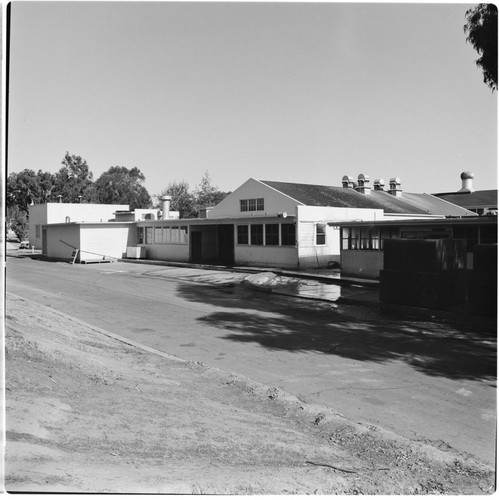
[7, 1, 498, 198]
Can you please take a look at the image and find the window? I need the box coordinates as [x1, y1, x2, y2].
[360, 227, 371, 249]
[171, 226, 179, 244]
[316, 224, 326, 245]
[342, 226, 389, 251]
[281, 223, 296, 246]
[380, 227, 395, 250]
[240, 198, 264, 212]
[341, 228, 350, 250]
[35, 225, 41, 238]
[154, 227, 163, 243]
[250, 224, 263, 245]
[265, 224, 279, 245]
[145, 227, 153, 244]
[180, 226, 188, 244]
[237, 225, 249, 244]
[137, 227, 144, 244]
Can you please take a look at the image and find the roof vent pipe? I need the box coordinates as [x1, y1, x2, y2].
[160, 195, 172, 220]
[58, 195, 63, 203]
[459, 171, 475, 193]
[373, 178, 385, 191]
[388, 177, 402, 197]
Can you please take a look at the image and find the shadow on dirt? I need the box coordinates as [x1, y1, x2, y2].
[176, 281, 497, 382]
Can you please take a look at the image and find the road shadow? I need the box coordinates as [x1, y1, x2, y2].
[176, 281, 497, 382]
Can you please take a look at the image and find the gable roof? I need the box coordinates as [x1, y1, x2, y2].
[260, 180, 472, 216]
[433, 190, 498, 209]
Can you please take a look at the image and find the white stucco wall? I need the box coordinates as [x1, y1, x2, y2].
[29, 203, 130, 249]
[341, 250, 384, 279]
[79, 224, 135, 261]
[44, 223, 135, 261]
[28, 204, 48, 248]
[296, 206, 384, 269]
[234, 245, 298, 268]
[44, 224, 81, 260]
[142, 244, 190, 262]
[207, 178, 301, 219]
[46, 203, 129, 223]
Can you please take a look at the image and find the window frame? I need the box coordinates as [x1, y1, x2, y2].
[265, 223, 279, 246]
[315, 223, 326, 246]
[237, 225, 249, 245]
[281, 223, 296, 246]
[250, 224, 264, 245]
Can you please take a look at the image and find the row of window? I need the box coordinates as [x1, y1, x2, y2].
[138, 226, 188, 245]
[341, 225, 498, 252]
[341, 227, 395, 250]
[237, 223, 296, 246]
[240, 198, 264, 212]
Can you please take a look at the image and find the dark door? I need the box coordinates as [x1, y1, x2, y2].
[42, 229, 47, 255]
[218, 225, 234, 265]
[191, 231, 202, 262]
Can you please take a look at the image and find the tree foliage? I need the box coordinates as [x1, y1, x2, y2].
[464, 4, 498, 91]
[53, 152, 94, 203]
[157, 181, 197, 219]
[6, 204, 28, 241]
[156, 172, 230, 219]
[93, 166, 152, 210]
[193, 171, 230, 213]
[7, 169, 40, 212]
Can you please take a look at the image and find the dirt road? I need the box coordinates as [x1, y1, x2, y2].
[4, 293, 495, 494]
[6, 255, 496, 465]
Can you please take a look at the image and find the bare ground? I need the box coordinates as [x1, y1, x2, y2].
[4, 294, 495, 494]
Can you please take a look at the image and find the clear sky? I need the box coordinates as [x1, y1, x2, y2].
[7, 1, 498, 197]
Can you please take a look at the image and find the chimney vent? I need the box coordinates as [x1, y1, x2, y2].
[388, 177, 402, 197]
[160, 195, 172, 220]
[355, 174, 371, 195]
[373, 178, 385, 191]
[342, 175, 355, 189]
[58, 195, 63, 203]
[459, 171, 475, 193]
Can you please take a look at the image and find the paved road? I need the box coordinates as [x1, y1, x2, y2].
[6, 255, 497, 464]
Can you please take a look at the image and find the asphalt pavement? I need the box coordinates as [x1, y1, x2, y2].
[6, 244, 497, 465]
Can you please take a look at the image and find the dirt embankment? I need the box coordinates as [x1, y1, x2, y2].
[4, 294, 495, 494]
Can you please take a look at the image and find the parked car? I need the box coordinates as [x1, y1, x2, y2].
[19, 241, 30, 249]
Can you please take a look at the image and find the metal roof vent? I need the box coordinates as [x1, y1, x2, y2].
[342, 175, 355, 188]
[388, 177, 402, 197]
[459, 171, 475, 193]
[356, 174, 371, 195]
[373, 178, 385, 191]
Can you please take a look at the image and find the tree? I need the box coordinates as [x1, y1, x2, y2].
[6, 169, 57, 241]
[193, 171, 230, 214]
[7, 205, 28, 241]
[156, 181, 196, 219]
[52, 152, 94, 203]
[94, 166, 152, 210]
[6, 169, 39, 212]
[464, 4, 498, 91]
[36, 169, 56, 203]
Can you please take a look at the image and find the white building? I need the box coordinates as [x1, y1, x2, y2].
[35, 175, 475, 269]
